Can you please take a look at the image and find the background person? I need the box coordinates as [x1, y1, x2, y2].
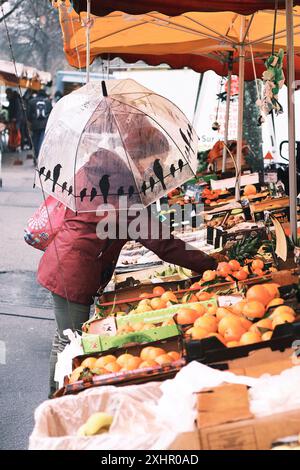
[27, 88, 52, 163]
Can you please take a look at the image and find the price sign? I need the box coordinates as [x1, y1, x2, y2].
[264, 172, 278, 184]
[93, 317, 117, 336]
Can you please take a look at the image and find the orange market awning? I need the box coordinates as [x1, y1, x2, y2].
[57, 2, 300, 80]
[0, 60, 52, 90]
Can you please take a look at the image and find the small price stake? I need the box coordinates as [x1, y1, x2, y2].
[95, 317, 117, 336]
[264, 172, 278, 184]
[218, 295, 243, 307]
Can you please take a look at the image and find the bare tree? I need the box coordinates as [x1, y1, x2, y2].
[0, 0, 69, 74]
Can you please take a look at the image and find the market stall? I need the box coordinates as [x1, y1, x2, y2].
[26, 0, 300, 451]
[0, 59, 51, 91]
[56, 0, 300, 240]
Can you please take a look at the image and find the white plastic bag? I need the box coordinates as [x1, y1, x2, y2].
[54, 329, 83, 389]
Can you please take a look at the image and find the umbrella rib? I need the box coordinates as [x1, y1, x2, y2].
[109, 105, 143, 205]
[110, 96, 196, 179]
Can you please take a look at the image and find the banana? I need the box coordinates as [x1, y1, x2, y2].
[77, 412, 113, 437]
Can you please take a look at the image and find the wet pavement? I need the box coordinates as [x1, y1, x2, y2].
[0, 152, 55, 450]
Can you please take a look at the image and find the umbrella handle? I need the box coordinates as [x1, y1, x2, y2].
[102, 80, 108, 97]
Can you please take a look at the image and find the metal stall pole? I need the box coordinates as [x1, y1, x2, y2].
[286, 0, 298, 243]
[86, 0, 91, 84]
[222, 52, 234, 173]
[235, 17, 246, 201]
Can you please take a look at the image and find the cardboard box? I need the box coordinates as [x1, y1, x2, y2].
[198, 409, 300, 450]
[197, 384, 252, 428]
[170, 397, 300, 450]
[224, 347, 296, 378]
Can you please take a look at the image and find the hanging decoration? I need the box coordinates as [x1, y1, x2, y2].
[212, 77, 225, 131]
[257, 49, 285, 125]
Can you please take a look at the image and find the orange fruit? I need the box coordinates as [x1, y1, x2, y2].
[194, 315, 218, 333]
[244, 184, 257, 196]
[249, 318, 273, 334]
[177, 307, 199, 325]
[196, 291, 213, 301]
[243, 300, 266, 319]
[263, 283, 280, 299]
[122, 356, 142, 371]
[116, 353, 134, 367]
[261, 331, 273, 341]
[206, 304, 217, 316]
[253, 268, 264, 277]
[242, 265, 250, 274]
[139, 292, 151, 299]
[192, 303, 206, 317]
[69, 366, 84, 384]
[155, 353, 174, 365]
[139, 360, 159, 368]
[181, 293, 199, 304]
[216, 307, 233, 321]
[202, 270, 216, 282]
[93, 368, 107, 376]
[271, 305, 296, 318]
[246, 285, 272, 306]
[228, 260, 241, 271]
[190, 282, 201, 290]
[233, 269, 248, 281]
[206, 332, 226, 345]
[186, 326, 208, 340]
[239, 317, 253, 331]
[138, 298, 152, 308]
[147, 347, 167, 360]
[226, 341, 240, 348]
[168, 351, 181, 361]
[140, 346, 155, 361]
[217, 262, 231, 278]
[152, 286, 166, 296]
[150, 297, 167, 310]
[231, 300, 247, 316]
[267, 298, 284, 309]
[223, 324, 246, 343]
[81, 357, 97, 369]
[251, 259, 264, 271]
[218, 315, 243, 336]
[272, 313, 295, 329]
[105, 361, 122, 373]
[161, 291, 178, 303]
[94, 355, 117, 368]
[240, 331, 261, 345]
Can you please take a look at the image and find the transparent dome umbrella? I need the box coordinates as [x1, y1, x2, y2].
[35, 79, 198, 212]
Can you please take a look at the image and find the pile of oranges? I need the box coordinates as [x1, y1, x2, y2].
[69, 347, 181, 384]
[132, 286, 214, 314]
[183, 283, 296, 348]
[199, 259, 269, 284]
